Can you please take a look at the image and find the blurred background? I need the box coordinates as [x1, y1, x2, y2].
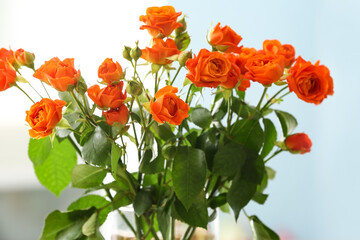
[1, 0, 359, 239]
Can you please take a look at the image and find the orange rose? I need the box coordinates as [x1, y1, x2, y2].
[98, 58, 123, 84]
[287, 56, 334, 105]
[285, 133, 312, 154]
[0, 48, 15, 65]
[25, 98, 66, 139]
[103, 104, 129, 126]
[244, 54, 285, 85]
[140, 6, 182, 38]
[221, 53, 251, 91]
[141, 38, 180, 65]
[33, 57, 80, 92]
[14, 49, 35, 68]
[263, 40, 295, 68]
[150, 85, 189, 125]
[186, 49, 232, 88]
[87, 81, 127, 109]
[209, 23, 243, 53]
[0, 60, 17, 91]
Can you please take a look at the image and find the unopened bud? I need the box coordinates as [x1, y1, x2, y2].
[178, 51, 193, 66]
[130, 41, 142, 61]
[175, 17, 187, 36]
[123, 46, 132, 61]
[126, 80, 143, 96]
[75, 76, 88, 95]
[15, 49, 35, 69]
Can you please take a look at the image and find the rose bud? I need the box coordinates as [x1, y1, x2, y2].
[33, 57, 80, 92]
[285, 133, 312, 154]
[103, 105, 129, 126]
[178, 50, 192, 67]
[123, 46, 132, 61]
[126, 80, 143, 96]
[175, 16, 187, 36]
[25, 98, 67, 139]
[150, 85, 189, 125]
[130, 42, 142, 61]
[98, 58, 123, 84]
[14, 49, 35, 69]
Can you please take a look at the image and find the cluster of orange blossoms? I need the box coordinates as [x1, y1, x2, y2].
[0, 5, 334, 154]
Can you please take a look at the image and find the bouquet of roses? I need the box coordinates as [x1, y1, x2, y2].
[0, 5, 333, 240]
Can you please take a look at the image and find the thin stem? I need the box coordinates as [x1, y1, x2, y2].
[28, 82, 43, 99]
[260, 86, 288, 113]
[181, 226, 191, 240]
[67, 135, 81, 156]
[264, 91, 291, 110]
[15, 84, 35, 103]
[256, 87, 268, 110]
[187, 227, 196, 240]
[185, 84, 192, 104]
[264, 149, 283, 163]
[171, 218, 175, 240]
[170, 66, 182, 85]
[155, 71, 159, 94]
[41, 81, 51, 98]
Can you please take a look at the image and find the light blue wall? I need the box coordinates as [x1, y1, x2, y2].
[172, 0, 360, 239]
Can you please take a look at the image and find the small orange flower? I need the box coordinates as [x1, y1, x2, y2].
[140, 6, 182, 38]
[287, 56, 334, 105]
[141, 38, 180, 65]
[150, 86, 189, 125]
[244, 54, 285, 85]
[221, 53, 251, 91]
[33, 57, 80, 92]
[285, 133, 312, 154]
[87, 81, 127, 109]
[25, 98, 66, 139]
[209, 23, 243, 53]
[14, 49, 35, 68]
[186, 49, 232, 88]
[103, 105, 129, 126]
[263, 40, 295, 68]
[0, 60, 17, 91]
[98, 58, 123, 84]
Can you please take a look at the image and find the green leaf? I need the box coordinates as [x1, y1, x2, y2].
[82, 212, 98, 237]
[28, 136, 52, 166]
[275, 110, 297, 137]
[195, 131, 218, 171]
[227, 171, 257, 220]
[140, 149, 165, 174]
[157, 200, 172, 240]
[190, 107, 212, 129]
[230, 119, 264, 153]
[68, 195, 110, 225]
[111, 143, 122, 179]
[252, 192, 269, 205]
[133, 189, 153, 216]
[213, 142, 246, 178]
[174, 191, 208, 229]
[40, 210, 74, 240]
[151, 122, 175, 141]
[71, 164, 107, 189]
[249, 215, 280, 240]
[112, 192, 133, 209]
[176, 32, 191, 51]
[82, 126, 111, 167]
[172, 146, 207, 210]
[261, 119, 277, 158]
[231, 98, 261, 120]
[34, 138, 77, 196]
[266, 166, 276, 180]
[55, 217, 87, 240]
[208, 193, 227, 209]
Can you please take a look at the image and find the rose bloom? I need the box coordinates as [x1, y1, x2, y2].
[235, 47, 257, 75]
[244, 53, 285, 85]
[263, 40, 295, 68]
[209, 23, 243, 53]
[0, 48, 15, 65]
[98, 58, 123, 84]
[186, 49, 232, 88]
[140, 6, 182, 38]
[285, 133, 312, 154]
[150, 85, 189, 125]
[33, 57, 80, 92]
[87, 81, 127, 109]
[0, 60, 17, 91]
[287, 56, 334, 105]
[221, 53, 251, 91]
[103, 105, 129, 126]
[141, 38, 180, 65]
[25, 98, 66, 139]
[14, 49, 35, 68]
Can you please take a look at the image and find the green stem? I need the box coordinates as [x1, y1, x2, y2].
[264, 91, 291, 110]
[67, 135, 81, 156]
[155, 71, 159, 94]
[264, 149, 283, 163]
[256, 87, 268, 110]
[15, 84, 35, 103]
[181, 226, 191, 240]
[187, 227, 196, 240]
[28, 82, 43, 99]
[170, 66, 182, 85]
[171, 218, 175, 240]
[41, 81, 51, 98]
[185, 84, 193, 104]
[260, 86, 288, 113]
